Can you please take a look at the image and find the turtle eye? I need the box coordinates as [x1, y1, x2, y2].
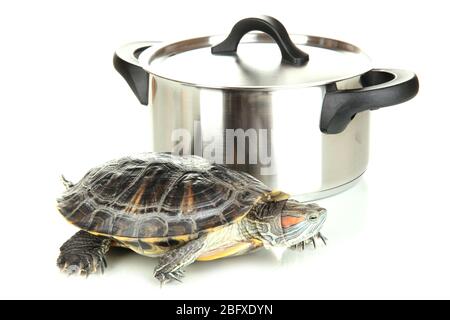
[308, 214, 318, 222]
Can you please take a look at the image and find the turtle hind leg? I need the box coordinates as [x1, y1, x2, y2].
[154, 236, 207, 285]
[57, 230, 111, 276]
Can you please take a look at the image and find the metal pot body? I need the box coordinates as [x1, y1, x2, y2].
[113, 18, 419, 201]
[147, 75, 369, 201]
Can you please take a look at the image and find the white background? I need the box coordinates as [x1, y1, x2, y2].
[1, 0, 449, 300]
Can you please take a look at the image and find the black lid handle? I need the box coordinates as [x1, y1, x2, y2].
[211, 16, 309, 66]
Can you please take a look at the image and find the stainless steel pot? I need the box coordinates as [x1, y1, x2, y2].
[114, 16, 419, 201]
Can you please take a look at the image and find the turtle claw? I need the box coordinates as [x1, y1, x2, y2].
[57, 252, 106, 277]
[311, 237, 316, 249]
[317, 232, 327, 246]
[155, 269, 185, 286]
[99, 261, 105, 275]
[171, 270, 185, 283]
[66, 265, 80, 276]
[156, 274, 171, 288]
[290, 233, 328, 252]
[290, 241, 306, 252]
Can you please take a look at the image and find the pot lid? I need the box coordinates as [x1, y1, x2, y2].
[138, 16, 372, 90]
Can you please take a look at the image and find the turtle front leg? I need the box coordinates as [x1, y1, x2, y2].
[154, 236, 207, 285]
[57, 230, 111, 276]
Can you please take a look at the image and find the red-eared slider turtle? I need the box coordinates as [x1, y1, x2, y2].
[57, 153, 327, 284]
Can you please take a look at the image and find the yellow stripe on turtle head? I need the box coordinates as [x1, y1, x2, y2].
[263, 190, 290, 202]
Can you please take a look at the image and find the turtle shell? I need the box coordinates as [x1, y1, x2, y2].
[58, 153, 271, 239]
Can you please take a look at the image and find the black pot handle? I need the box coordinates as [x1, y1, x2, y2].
[320, 69, 419, 134]
[113, 41, 160, 105]
[211, 16, 309, 66]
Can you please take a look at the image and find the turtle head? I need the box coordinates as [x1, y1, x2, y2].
[249, 199, 327, 247]
[279, 200, 327, 247]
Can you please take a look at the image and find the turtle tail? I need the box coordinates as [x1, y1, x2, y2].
[61, 175, 74, 190]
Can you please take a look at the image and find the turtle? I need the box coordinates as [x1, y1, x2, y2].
[57, 153, 327, 284]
